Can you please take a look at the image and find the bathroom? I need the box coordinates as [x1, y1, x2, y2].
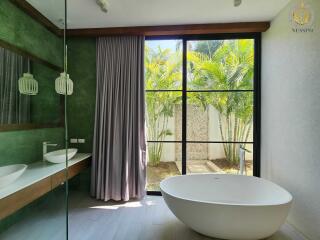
[0, 0, 319, 239]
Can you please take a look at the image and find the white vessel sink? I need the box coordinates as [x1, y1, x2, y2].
[0, 164, 27, 188]
[44, 148, 78, 164]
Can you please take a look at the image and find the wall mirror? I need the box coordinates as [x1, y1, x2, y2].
[0, 41, 63, 132]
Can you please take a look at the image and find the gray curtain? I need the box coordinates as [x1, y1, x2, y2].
[0, 47, 30, 124]
[91, 36, 146, 202]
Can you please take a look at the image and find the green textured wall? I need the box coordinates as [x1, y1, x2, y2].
[67, 38, 96, 194]
[0, 0, 64, 168]
[0, 0, 63, 68]
[67, 38, 96, 153]
[0, 0, 65, 233]
[0, 128, 64, 167]
[31, 63, 61, 125]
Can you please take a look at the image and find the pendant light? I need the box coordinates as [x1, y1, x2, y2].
[234, 0, 242, 7]
[97, 0, 109, 12]
[55, 72, 73, 95]
[18, 60, 38, 95]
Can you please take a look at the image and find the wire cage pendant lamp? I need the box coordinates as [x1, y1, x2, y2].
[55, 72, 74, 95]
[18, 60, 38, 96]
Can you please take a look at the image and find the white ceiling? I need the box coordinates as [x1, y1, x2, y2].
[27, 0, 290, 29]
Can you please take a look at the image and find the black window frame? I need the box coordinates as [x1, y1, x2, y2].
[145, 33, 261, 195]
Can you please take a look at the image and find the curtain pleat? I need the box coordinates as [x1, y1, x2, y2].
[91, 36, 146, 201]
[0, 47, 30, 124]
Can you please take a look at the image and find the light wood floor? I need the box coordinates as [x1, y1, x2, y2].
[68, 192, 306, 240]
[1, 190, 307, 240]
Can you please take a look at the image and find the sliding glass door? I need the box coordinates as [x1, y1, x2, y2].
[145, 34, 260, 193]
[145, 40, 183, 191]
[186, 39, 255, 175]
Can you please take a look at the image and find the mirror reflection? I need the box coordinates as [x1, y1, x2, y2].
[0, 45, 62, 127]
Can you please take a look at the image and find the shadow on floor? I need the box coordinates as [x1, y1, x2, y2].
[0, 190, 306, 240]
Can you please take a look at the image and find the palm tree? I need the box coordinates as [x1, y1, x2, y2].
[145, 45, 182, 166]
[188, 40, 254, 164]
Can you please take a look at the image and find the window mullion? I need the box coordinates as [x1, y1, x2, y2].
[182, 39, 187, 175]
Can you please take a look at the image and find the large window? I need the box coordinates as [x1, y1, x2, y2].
[145, 35, 260, 192]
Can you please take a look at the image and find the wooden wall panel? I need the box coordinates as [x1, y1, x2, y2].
[67, 22, 270, 37]
[0, 177, 51, 220]
[0, 158, 91, 220]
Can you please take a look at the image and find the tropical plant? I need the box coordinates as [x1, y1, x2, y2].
[188, 40, 254, 164]
[193, 40, 223, 56]
[145, 45, 182, 166]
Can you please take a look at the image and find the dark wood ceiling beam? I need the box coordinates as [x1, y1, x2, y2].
[10, 0, 63, 37]
[66, 22, 270, 37]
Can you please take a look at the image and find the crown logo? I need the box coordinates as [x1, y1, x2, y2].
[292, 0, 312, 26]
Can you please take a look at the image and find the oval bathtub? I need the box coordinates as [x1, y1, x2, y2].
[160, 174, 292, 240]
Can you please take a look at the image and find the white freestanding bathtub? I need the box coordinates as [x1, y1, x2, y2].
[160, 174, 292, 240]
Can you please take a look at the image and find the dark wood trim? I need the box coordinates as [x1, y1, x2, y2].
[0, 39, 63, 72]
[51, 157, 91, 188]
[0, 176, 52, 221]
[0, 123, 64, 132]
[10, 0, 63, 37]
[0, 118, 64, 133]
[0, 95, 65, 132]
[0, 38, 64, 132]
[67, 22, 270, 37]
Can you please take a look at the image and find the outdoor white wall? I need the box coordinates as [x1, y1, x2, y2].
[208, 106, 229, 159]
[160, 115, 176, 162]
[261, 0, 320, 239]
[157, 104, 254, 162]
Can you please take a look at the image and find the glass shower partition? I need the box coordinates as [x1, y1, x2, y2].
[0, 0, 68, 239]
